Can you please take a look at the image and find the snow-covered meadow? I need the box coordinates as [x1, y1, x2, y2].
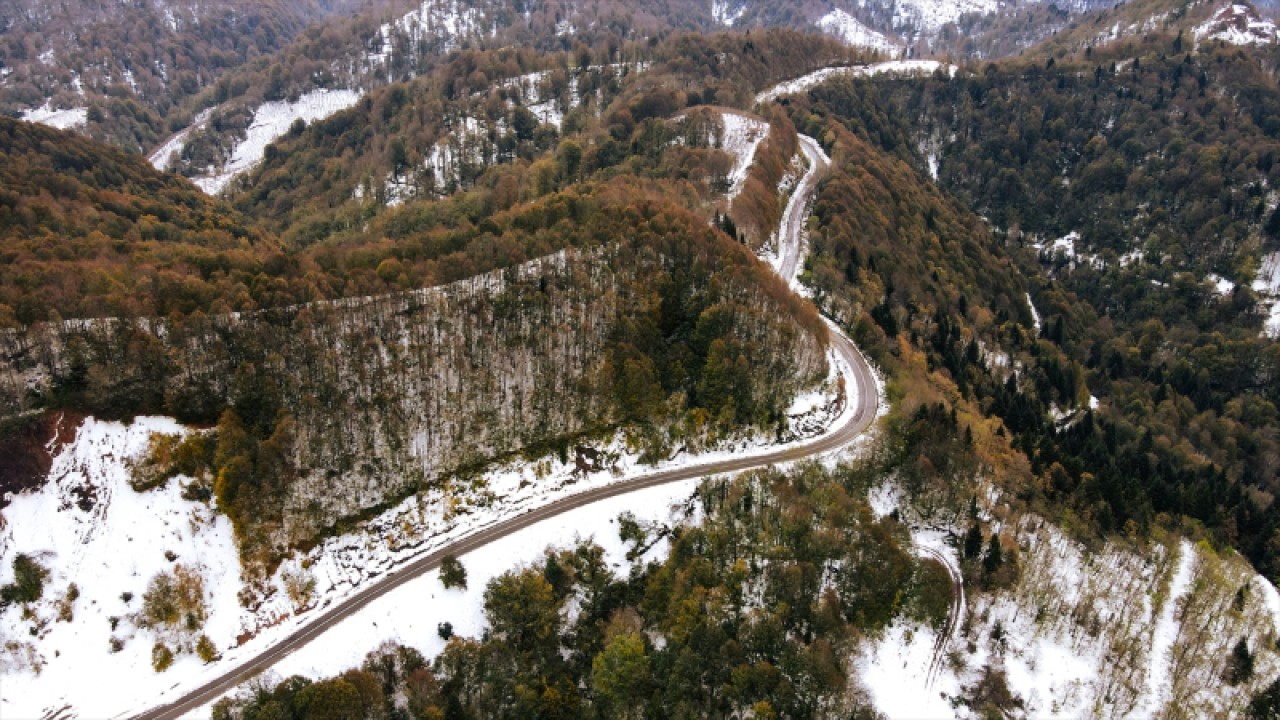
[0, 417, 241, 719]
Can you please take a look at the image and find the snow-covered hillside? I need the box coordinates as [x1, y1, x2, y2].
[1195, 3, 1279, 45]
[361, 64, 642, 205]
[817, 9, 903, 54]
[365, 0, 485, 77]
[719, 112, 770, 199]
[193, 88, 360, 194]
[0, 417, 241, 719]
[890, 0, 1000, 32]
[865, 483, 1280, 718]
[711, 0, 748, 26]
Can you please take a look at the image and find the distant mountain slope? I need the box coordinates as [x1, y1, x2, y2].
[1, 0, 1179, 171]
[0, 0, 386, 151]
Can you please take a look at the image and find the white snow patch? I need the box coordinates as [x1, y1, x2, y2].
[817, 9, 902, 53]
[860, 622, 961, 718]
[148, 108, 213, 171]
[21, 104, 88, 130]
[1207, 273, 1235, 297]
[193, 89, 360, 195]
[894, 0, 999, 32]
[1026, 292, 1042, 334]
[0, 417, 241, 720]
[719, 112, 770, 200]
[366, 0, 483, 71]
[756, 61, 957, 104]
[1252, 251, 1280, 338]
[1194, 4, 1278, 45]
[711, 0, 747, 26]
[1132, 540, 1196, 717]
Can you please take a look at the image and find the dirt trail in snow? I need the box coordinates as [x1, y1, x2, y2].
[131, 126, 882, 719]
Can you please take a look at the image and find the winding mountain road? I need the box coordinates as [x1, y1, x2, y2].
[132, 128, 875, 720]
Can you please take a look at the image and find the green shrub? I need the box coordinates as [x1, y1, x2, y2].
[152, 641, 175, 672]
[0, 554, 48, 607]
[439, 555, 467, 590]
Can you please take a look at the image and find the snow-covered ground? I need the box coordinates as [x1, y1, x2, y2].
[894, 0, 999, 32]
[755, 61, 958, 104]
[21, 103, 88, 130]
[1254, 251, 1280, 338]
[817, 9, 902, 54]
[1033, 231, 1143, 272]
[149, 109, 213, 172]
[1207, 272, 1236, 297]
[1026, 292, 1042, 335]
[1131, 540, 1196, 717]
[193, 89, 360, 195]
[365, 0, 483, 75]
[719, 112, 770, 200]
[2, 338, 864, 718]
[860, 483, 1280, 718]
[1195, 3, 1279, 45]
[711, 0, 747, 26]
[0, 417, 241, 720]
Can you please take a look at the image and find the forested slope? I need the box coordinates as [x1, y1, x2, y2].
[0, 117, 274, 324]
[0, 105, 829, 575]
[784, 35, 1280, 581]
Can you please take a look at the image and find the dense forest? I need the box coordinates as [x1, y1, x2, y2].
[0, 117, 274, 324]
[784, 35, 1280, 581]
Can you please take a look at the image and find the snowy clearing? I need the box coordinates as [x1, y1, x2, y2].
[148, 109, 213, 171]
[193, 89, 361, 195]
[719, 112, 770, 200]
[711, 0, 747, 26]
[817, 10, 902, 54]
[894, 0, 999, 32]
[21, 104, 88, 130]
[755, 61, 958, 104]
